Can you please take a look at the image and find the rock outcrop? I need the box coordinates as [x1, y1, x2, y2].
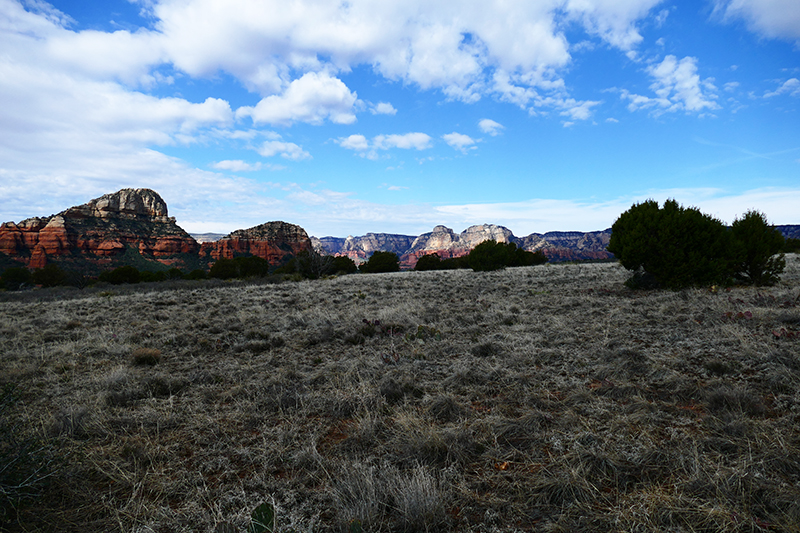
[313, 224, 615, 267]
[200, 222, 312, 265]
[0, 189, 313, 274]
[312, 233, 416, 263]
[0, 189, 199, 271]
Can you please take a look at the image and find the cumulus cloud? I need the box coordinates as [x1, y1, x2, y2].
[621, 55, 719, 114]
[442, 132, 477, 153]
[764, 78, 800, 98]
[713, 0, 800, 43]
[565, 0, 664, 51]
[236, 72, 358, 126]
[373, 133, 433, 151]
[257, 140, 311, 160]
[478, 118, 505, 136]
[337, 132, 433, 159]
[337, 134, 370, 152]
[371, 102, 397, 115]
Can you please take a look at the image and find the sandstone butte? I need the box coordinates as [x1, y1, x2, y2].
[0, 188, 312, 272]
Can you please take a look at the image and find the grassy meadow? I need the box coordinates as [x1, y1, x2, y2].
[2, 257, 800, 532]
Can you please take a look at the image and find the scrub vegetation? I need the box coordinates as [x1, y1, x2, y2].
[1, 256, 800, 532]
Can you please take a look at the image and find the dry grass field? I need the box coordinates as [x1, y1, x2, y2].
[2, 257, 800, 532]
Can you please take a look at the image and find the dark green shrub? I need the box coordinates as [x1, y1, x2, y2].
[330, 255, 358, 275]
[783, 238, 800, 253]
[210, 256, 270, 279]
[608, 199, 733, 289]
[32, 264, 67, 287]
[512, 248, 548, 266]
[415, 253, 443, 271]
[440, 255, 470, 270]
[98, 265, 141, 284]
[186, 269, 207, 280]
[236, 256, 270, 278]
[138, 270, 167, 283]
[360, 251, 400, 273]
[1, 267, 33, 291]
[166, 267, 185, 280]
[467, 240, 523, 271]
[730, 210, 785, 286]
[209, 258, 238, 279]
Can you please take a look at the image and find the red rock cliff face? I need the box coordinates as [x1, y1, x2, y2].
[200, 221, 312, 265]
[0, 189, 200, 270]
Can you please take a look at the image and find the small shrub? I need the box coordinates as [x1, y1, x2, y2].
[360, 251, 400, 274]
[32, 264, 67, 287]
[415, 253, 443, 271]
[730, 210, 785, 286]
[1, 267, 33, 291]
[99, 265, 140, 285]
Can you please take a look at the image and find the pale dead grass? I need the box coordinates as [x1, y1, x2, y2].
[1, 255, 799, 532]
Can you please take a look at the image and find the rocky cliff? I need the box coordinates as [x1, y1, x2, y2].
[200, 222, 312, 264]
[0, 189, 312, 274]
[0, 189, 200, 271]
[313, 224, 615, 267]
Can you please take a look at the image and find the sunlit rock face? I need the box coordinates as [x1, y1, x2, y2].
[0, 188, 200, 271]
[312, 224, 616, 268]
[200, 221, 313, 265]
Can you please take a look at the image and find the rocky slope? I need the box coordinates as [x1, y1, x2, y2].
[0, 189, 311, 273]
[200, 222, 312, 265]
[313, 224, 615, 267]
[0, 189, 199, 271]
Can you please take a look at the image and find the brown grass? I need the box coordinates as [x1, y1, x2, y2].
[1, 255, 799, 532]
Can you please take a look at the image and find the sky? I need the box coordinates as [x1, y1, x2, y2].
[0, 0, 798, 238]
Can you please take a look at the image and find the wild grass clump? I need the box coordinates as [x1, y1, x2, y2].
[131, 347, 162, 366]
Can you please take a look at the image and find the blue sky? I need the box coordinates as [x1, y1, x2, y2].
[0, 0, 798, 238]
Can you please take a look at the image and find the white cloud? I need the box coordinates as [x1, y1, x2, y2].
[621, 55, 719, 115]
[336, 134, 370, 152]
[257, 140, 311, 160]
[442, 132, 477, 153]
[560, 99, 602, 120]
[371, 102, 397, 115]
[478, 118, 505, 136]
[724, 81, 740, 92]
[565, 0, 665, 51]
[236, 72, 357, 126]
[713, 0, 800, 43]
[336, 132, 433, 159]
[373, 133, 433, 151]
[210, 160, 263, 172]
[764, 78, 800, 98]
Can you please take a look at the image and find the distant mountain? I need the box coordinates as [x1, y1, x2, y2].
[777, 225, 800, 240]
[312, 224, 615, 267]
[191, 233, 225, 243]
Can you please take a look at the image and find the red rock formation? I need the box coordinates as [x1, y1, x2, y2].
[200, 221, 313, 266]
[0, 189, 200, 271]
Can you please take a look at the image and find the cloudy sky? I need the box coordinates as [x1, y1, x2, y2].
[1, 0, 798, 237]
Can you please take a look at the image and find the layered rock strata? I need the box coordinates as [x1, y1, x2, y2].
[313, 224, 615, 267]
[0, 189, 199, 270]
[200, 222, 312, 265]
